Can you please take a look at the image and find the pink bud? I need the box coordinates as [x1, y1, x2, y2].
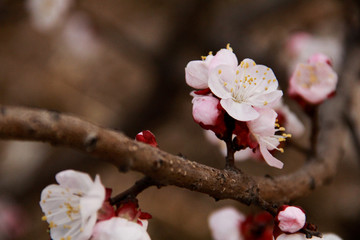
[135, 130, 158, 147]
[192, 95, 221, 126]
[276, 206, 306, 233]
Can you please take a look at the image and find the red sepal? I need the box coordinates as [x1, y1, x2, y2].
[194, 88, 211, 95]
[136, 130, 158, 148]
[240, 212, 274, 240]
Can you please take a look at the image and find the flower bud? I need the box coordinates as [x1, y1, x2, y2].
[276, 206, 306, 233]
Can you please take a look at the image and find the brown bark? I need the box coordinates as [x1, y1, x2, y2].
[0, 46, 356, 214]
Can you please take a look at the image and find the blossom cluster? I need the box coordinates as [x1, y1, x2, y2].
[209, 207, 342, 240]
[186, 44, 337, 168]
[40, 170, 151, 240]
[186, 45, 290, 168]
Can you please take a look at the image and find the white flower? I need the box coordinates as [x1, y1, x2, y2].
[277, 233, 342, 240]
[92, 217, 151, 240]
[185, 46, 238, 89]
[209, 58, 283, 121]
[247, 108, 290, 169]
[27, 0, 72, 31]
[208, 207, 245, 240]
[40, 169, 105, 240]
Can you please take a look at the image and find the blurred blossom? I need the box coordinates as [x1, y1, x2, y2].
[285, 32, 343, 73]
[0, 141, 50, 193]
[208, 207, 245, 240]
[209, 207, 273, 240]
[62, 13, 102, 60]
[92, 217, 151, 240]
[26, 0, 73, 32]
[288, 53, 338, 105]
[0, 197, 28, 239]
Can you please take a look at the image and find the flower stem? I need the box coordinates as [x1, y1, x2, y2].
[225, 137, 236, 169]
[110, 176, 163, 205]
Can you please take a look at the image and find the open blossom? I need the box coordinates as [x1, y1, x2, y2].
[288, 53, 338, 105]
[92, 217, 150, 240]
[40, 170, 105, 240]
[185, 46, 238, 89]
[276, 206, 306, 233]
[209, 58, 283, 121]
[246, 108, 290, 169]
[26, 0, 72, 31]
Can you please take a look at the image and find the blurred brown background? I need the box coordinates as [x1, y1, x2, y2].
[0, 0, 360, 239]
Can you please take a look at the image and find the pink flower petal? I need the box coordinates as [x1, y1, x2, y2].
[220, 98, 259, 121]
[208, 49, 238, 70]
[192, 96, 221, 126]
[208, 65, 236, 99]
[259, 144, 283, 169]
[185, 60, 210, 89]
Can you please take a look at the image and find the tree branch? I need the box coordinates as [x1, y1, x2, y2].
[0, 45, 357, 213]
[0, 97, 342, 211]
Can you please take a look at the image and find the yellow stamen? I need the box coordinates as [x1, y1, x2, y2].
[226, 43, 233, 51]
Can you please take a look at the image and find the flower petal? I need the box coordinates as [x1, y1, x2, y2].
[208, 49, 238, 70]
[80, 175, 105, 221]
[56, 170, 94, 191]
[247, 108, 277, 136]
[248, 90, 283, 108]
[92, 217, 151, 240]
[259, 144, 283, 169]
[220, 98, 259, 121]
[208, 207, 245, 240]
[185, 60, 209, 89]
[208, 65, 236, 99]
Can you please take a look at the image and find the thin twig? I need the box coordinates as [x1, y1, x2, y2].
[110, 176, 162, 205]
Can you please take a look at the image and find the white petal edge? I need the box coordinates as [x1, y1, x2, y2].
[220, 98, 259, 121]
